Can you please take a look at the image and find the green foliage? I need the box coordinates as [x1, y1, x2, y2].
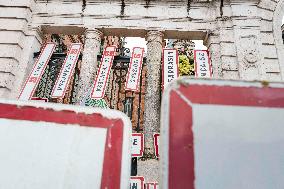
[85, 98, 108, 109]
[178, 54, 195, 76]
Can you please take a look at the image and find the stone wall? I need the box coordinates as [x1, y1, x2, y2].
[0, 0, 42, 99]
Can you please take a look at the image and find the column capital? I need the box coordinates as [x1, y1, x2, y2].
[84, 29, 103, 41]
[146, 30, 164, 42]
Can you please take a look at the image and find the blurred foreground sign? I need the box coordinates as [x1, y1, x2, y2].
[0, 100, 131, 189]
[160, 79, 284, 189]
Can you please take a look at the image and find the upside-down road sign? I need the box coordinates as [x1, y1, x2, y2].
[130, 176, 144, 189]
[0, 100, 131, 189]
[160, 78, 284, 189]
[131, 133, 144, 157]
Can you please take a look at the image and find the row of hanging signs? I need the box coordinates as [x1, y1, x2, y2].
[18, 42, 212, 100]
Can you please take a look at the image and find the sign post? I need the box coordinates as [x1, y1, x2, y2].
[194, 50, 212, 78]
[125, 47, 144, 91]
[162, 49, 178, 90]
[18, 43, 56, 100]
[91, 46, 116, 99]
[161, 78, 284, 189]
[51, 43, 82, 98]
[0, 99, 131, 189]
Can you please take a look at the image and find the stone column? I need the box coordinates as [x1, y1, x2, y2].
[143, 31, 164, 155]
[76, 29, 103, 104]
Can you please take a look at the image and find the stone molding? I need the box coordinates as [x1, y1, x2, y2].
[84, 29, 103, 42]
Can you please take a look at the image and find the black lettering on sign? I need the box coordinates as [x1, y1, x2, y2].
[133, 139, 138, 146]
[168, 66, 173, 71]
[130, 183, 138, 189]
[168, 57, 174, 62]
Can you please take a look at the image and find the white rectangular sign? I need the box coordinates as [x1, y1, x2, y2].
[18, 43, 56, 100]
[130, 176, 144, 189]
[131, 133, 144, 157]
[160, 78, 284, 189]
[163, 49, 178, 89]
[0, 99, 132, 189]
[194, 50, 212, 78]
[51, 43, 82, 98]
[125, 47, 144, 91]
[91, 46, 116, 99]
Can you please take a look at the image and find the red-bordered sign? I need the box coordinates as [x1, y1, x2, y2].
[194, 50, 212, 78]
[145, 182, 159, 189]
[131, 133, 144, 157]
[161, 79, 284, 189]
[31, 97, 48, 102]
[153, 133, 160, 158]
[51, 43, 82, 98]
[130, 176, 144, 189]
[162, 49, 179, 90]
[0, 99, 131, 189]
[125, 47, 144, 92]
[18, 43, 56, 100]
[91, 46, 116, 99]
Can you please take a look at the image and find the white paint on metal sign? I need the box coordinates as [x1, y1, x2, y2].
[160, 78, 284, 189]
[153, 133, 160, 158]
[18, 43, 56, 100]
[145, 182, 159, 189]
[163, 49, 178, 89]
[125, 47, 144, 91]
[0, 119, 107, 189]
[51, 43, 82, 98]
[91, 46, 116, 99]
[131, 133, 144, 157]
[193, 105, 284, 189]
[0, 99, 132, 189]
[130, 176, 144, 189]
[194, 50, 212, 78]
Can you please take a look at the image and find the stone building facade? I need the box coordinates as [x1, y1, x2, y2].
[1, 0, 284, 183]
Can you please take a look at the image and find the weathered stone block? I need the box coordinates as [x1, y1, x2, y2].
[0, 19, 27, 31]
[0, 7, 31, 20]
[231, 4, 258, 17]
[0, 72, 15, 89]
[0, 31, 25, 48]
[0, 0, 33, 7]
[222, 70, 239, 79]
[0, 45, 22, 61]
[258, 0, 277, 11]
[232, 18, 260, 28]
[263, 58, 280, 72]
[261, 45, 278, 59]
[220, 29, 235, 42]
[221, 56, 238, 71]
[259, 8, 273, 21]
[220, 42, 237, 56]
[263, 72, 282, 81]
[260, 20, 273, 32]
[0, 58, 18, 73]
[261, 32, 275, 45]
